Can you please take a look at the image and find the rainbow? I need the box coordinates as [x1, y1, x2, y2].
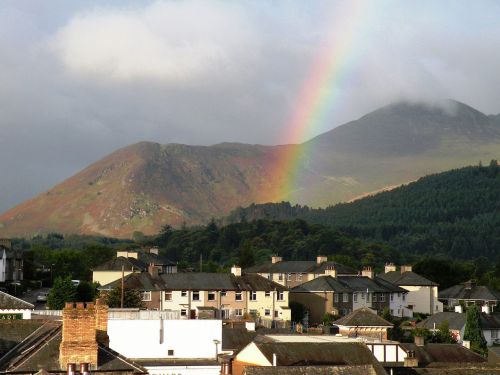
[267, 1, 371, 202]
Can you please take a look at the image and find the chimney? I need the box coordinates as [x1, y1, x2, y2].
[60, 302, 98, 368]
[325, 265, 337, 278]
[148, 263, 159, 278]
[316, 255, 328, 264]
[149, 247, 159, 255]
[271, 256, 282, 264]
[231, 265, 242, 277]
[464, 280, 476, 290]
[0, 239, 12, 249]
[384, 262, 397, 273]
[404, 350, 418, 367]
[462, 340, 470, 349]
[414, 335, 424, 347]
[116, 250, 138, 259]
[400, 265, 412, 274]
[361, 266, 375, 279]
[220, 358, 233, 375]
[66, 363, 77, 375]
[95, 298, 109, 346]
[80, 363, 91, 375]
[455, 305, 463, 314]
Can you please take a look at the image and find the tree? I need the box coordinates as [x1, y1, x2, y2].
[290, 301, 308, 323]
[76, 281, 100, 302]
[436, 320, 456, 344]
[105, 286, 144, 308]
[47, 276, 77, 309]
[463, 304, 487, 355]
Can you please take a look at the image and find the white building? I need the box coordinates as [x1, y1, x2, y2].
[0, 291, 33, 319]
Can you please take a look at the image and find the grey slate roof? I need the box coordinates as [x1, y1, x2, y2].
[333, 308, 393, 327]
[100, 271, 287, 292]
[417, 312, 466, 331]
[439, 284, 500, 301]
[138, 252, 176, 266]
[244, 365, 384, 375]
[399, 343, 486, 366]
[291, 275, 406, 294]
[93, 256, 146, 271]
[251, 342, 386, 375]
[222, 327, 258, 352]
[417, 311, 500, 331]
[245, 261, 356, 275]
[378, 271, 438, 287]
[0, 291, 34, 310]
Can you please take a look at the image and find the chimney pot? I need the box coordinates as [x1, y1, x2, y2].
[80, 363, 90, 375]
[67, 363, 76, 375]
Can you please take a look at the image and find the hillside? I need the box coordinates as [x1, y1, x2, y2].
[2, 99, 500, 238]
[226, 162, 500, 260]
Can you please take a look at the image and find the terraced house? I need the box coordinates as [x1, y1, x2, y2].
[245, 255, 357, 288]
[101, 266, 291, 322]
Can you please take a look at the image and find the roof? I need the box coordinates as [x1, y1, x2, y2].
[439, 284, 500, 301]
[417, 311, 500, 330]
[378, 271, 438, 287]
[93, 256, 146, 272]
[0, 322, 146, 373]
[0, 291, 34, 310]
[251, 341, 386, 375]
[244, 365, 385, 375]
[399, 343, 486, 366]
[0, 320, 46, 358]
[245, 261, 357, 275]
[291, 275, 406, 294]
[392, 366, 500, 375]
[222, 327, 258, 352]
[333, 308, 393, 327]
[100, 271, 287, 292]
[137, 252, 176, 266]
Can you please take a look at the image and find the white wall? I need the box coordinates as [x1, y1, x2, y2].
[402, 286, 443, 314]
[390, 293, 413, 318]
[0, 309, 31, 319]
[483, 329, 500, 346]
[0, 250, 6, 282]
[146, 365, 220, 375]
[108, 319, 222, 359]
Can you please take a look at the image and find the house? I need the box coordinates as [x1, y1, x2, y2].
[0, 290, 34, 319]
[378, 264, 443, 315]
[417, 310, 500, 346]
[439, 280, 500, 311]
[0, 299, 146, 374]
[245, 255, 357, 288]
[232, 340, 388, 375]
[92, 248, 176, 285]
[333, 307, 393, 340]
[290, 268, 410, 323]
[0, 239, 23, 283]
[100, 266, 291, 322]
[243, 365, 385, 374]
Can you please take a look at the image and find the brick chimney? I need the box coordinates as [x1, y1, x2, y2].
[148, 263, 159, 278]
[60, 302, 98, 368]
[95, 298, 109, 346]
[361, 266, 375, 279]
[404, 350, 418, 367]
[316, 255, 328, 264]
[414, 335, 424, 347]
[231, 265, 242, 277]
[324, 265, 337, 278]
[400, 265, 412, 274]
[271, 256, 282, 264]
[464, 280, 476, 290]
[116, 250, 138, 259]
[384, 263, 397, 273]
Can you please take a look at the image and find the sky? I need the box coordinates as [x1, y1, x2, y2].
[1, 0, 500, 212]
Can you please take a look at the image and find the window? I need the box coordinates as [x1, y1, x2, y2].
[208, 291, 216, 301]
[250, 291, 257, 301]
[287, 273, 292, 281]
[180, 309, 187, 317]
[278, 273, 283, 281]
[390, 294, 394, 301]
[141, 291, 151, 301]
[296, 273, 303, 281]
[492, 330, 498, 339]
[235, 292, 242, 301]
[361, 292, 365, 300]
[167, 349, 174, 356]
[353, 293, 358, 302]
[367, 293, 371, 302]
[373, 294, 377, 302]
[343, 293, 349, 303]
[181, 290, 187, 297]
[274, 310, 279, 318]
[380, 294, 386, 302]
[265, 309, 271, 316]
[235, 309, 243, 316]
[265, 291, 271, 297]
[334, 293, 339, 303]
[402, 294, 406, 301]
[277, 291, 284, 301]
[192, 291, 200, 301]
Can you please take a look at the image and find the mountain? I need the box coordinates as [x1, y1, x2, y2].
[225, 163, 500, 260]
[2, 99, 500, 238]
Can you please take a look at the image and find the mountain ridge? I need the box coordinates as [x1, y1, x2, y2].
[2, 99, 500, 238]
